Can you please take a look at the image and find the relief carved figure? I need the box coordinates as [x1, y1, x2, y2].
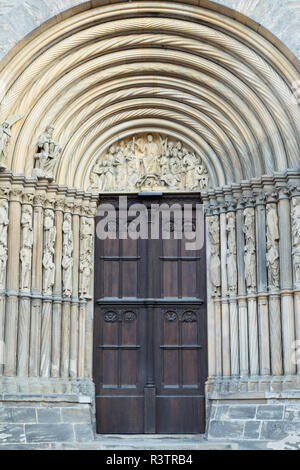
[90, 133, 209, 192]
[226, 212, 237, 296]
[208, 215, 221, 297]
[266, 204, 280, 290]
[79, 217, 93, 300]
[33, 125, 61, 181]
[20, 206, 33, 291]
[0, 116, 22, 170]
[243, 208, 256, 293]
[43, 209, 56, 295]
[291, 198, 300, 286]
[62, 213, 73, 298]
[0, 199, 8, 289]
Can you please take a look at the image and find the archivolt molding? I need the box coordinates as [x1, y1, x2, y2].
[0, 1, 299, 190]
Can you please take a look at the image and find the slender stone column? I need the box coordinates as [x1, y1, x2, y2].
[255, 191, 270, 376]
[61, 193, 75, 377]
[265, 191, 283, 376]
[277, 183, 296, 375]
[17, 187, 35, 376]
[30, 184, 47, 376]
[4, 183, 23, 376]
[289, 184, 300, 375]
[78, 198, 94, 377]
[207, 200, 222, 376]
[219, 196, 230, 377]
[69, 196, 81, 378]
[84, 195, 98, 378]
[225, 199, 239, 377]
[0, 184, 10, 376]
[203, 196, 216, 379]
[40, 198, 56, 377]
[51, 189, 65, 377]
[78, 300, 86, 378]
[236, 197, 248, 376]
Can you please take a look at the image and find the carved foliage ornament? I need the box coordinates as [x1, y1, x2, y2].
[90, 133, 209, 192]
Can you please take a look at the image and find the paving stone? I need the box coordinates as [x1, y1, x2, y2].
[256, 405, 284, 420]
[25, 424, 75, 443]
[208, 421, 245, 439]
[244, 421, 261, 440]
[0, 425, 25, 443]
[61, 406, 91, 423]
[74, 424, 95, 442]
[261, 421, 289, 441]
[37, 408, 61, 423]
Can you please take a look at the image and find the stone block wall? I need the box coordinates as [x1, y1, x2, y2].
[0, 402, 95, 448]
[208, 401, 300, 443]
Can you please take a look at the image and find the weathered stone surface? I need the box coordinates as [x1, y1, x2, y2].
[74, 424, 94, 442]
[0, 0, 298, 62]
[61, 406, 91, 424]
[0, 424, 25, 443]
[208, 421, 244, 439]
[227, 406, 257, 420]
[25, 423, 75, 443]
[244, 421, 261, 440]
[256, 405, 284, 420]
[261, 421, 289, 441]
[37, 408, 61, 423]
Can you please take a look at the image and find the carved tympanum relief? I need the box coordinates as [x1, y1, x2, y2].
[0, 199, 9, 289]
[208, 215, 221, 297]
[266, 203, 280, 290]
[20, 205, 33, 292]
[62, 213, 73, 298]
[43, 209, 56, 295]
[291, 198, 300, 286]
[243, 207, 256, 293]
[89, 133, 209, 192]
[33, 126, 61, 181]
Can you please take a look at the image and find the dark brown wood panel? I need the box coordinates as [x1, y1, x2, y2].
[94, 194, 207, 434]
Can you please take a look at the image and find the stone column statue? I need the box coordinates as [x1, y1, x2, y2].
[20, 205, 33, 291]
[62, 213, 73, 297]
[0, 116, 22, 171]
[43, 209, 56, 295]
[266, 203, 280, 290]
[291, 198, 300, 286]
[0, 199, 9, 289]
[243, 207, 257, 293]
[208, 215, 221, 297]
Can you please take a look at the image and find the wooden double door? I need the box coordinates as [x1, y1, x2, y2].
[94, 194, 207, 434]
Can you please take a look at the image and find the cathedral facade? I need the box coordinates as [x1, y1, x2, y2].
[0, 0, 299, 448]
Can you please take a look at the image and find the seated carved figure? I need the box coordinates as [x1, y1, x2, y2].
[33, 125, 62, 181]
